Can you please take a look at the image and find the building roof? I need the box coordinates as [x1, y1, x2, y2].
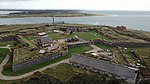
[70, 55, 138, 79]
[39, 50, 46, 54]
[38, 32, 46, 36]
[41, 37, 53, 43]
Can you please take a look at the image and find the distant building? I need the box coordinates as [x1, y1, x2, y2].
[69, 55, 138, 84]
[66, 28, 88, 33]
[67, 28, 77, 32]
[77, 28, 89, 32]
[40, 37, 53, 47]
[53, 30, 60, 33]
[116, 26, 126, 31]
[66, 30, 73, 35]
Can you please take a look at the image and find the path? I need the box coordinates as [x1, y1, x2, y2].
[90, 32, 101, 39]
[0, 53, 69, 80]
[0, 45, 11, 51]
[86, 45, 102, 53]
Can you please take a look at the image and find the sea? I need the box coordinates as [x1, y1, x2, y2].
[0, 10, 150, 31]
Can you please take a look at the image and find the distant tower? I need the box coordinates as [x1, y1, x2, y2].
[53, 16, 55, 25]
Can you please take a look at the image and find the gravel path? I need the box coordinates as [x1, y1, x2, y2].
[0, 53, 69, 80]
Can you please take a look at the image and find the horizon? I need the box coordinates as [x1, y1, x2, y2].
[1, 9, 150, 12]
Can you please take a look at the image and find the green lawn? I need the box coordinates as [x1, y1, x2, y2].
[47, 32, 99, 41]
[90, 31, 112, 42]
[96, 44, 112, 49]
[74, 32, 98, 41]
[2, 46, 92, 76]
[0, 41, 17, 46]
[24, 36, 37, 40]
[47, 32, 74, 40]
[0, 80, 16, 84]
[133, 48, 150, 68]
[18, 35, 37, 49]
[43, 63, 89, 81]
[0, 48, 9, 64]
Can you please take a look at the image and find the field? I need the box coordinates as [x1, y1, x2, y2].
[43, 63, 87, 81]
[13, 48, 41, 65]
[43, 63, 126, 84]
[0, 48, 9, 64]
[17, 35, 37, 49]
[133, 48, 150, 68]
[47, 31, 101, 41]
[47, 32, 74, 40]
[90, 31, 112, 42]
[74, 32, 98, 41]
[98, 27, 148, 43]
[2, 46, 92, 76]
[0, 41, 17, 46]
[96, 44, 112, 49]
[0, 24, 44, 33]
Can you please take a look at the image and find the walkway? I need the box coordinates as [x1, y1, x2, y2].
[0, 45, 11, 51]
[0, 53, 69, 80]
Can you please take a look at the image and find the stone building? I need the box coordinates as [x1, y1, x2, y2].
[66, 28, 88, 33]
[40, 37, 53, 47]
[69, 55, 138, 84]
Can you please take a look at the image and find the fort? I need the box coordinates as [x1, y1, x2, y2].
[0, 23, 150, 84]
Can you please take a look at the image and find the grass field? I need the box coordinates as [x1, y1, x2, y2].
[133, 48, 150, 68]
[2, 46, 92, 76]
[47, 32, 74, 40]
[47, 31, 99, 41]
[43, 63, 90, 81]
[18, 35, 37, 49]
[43, 63, 126, 84]
[0, 41, 17, 46]
[0, 24, 44, 32]
[24, 36, 37, 41]
[96, 44, 112, 49]
[90, 31, 112, 42]
[0, 48, 9, 64]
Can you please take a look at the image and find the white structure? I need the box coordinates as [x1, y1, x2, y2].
[38, 32, 46, 36]
[39, 50, 46, 54]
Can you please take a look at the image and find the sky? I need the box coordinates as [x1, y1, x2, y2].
[0, 0, 150, 11]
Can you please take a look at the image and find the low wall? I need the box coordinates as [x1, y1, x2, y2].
[12, 53, 61, 72]
[67, 41, 90, 48]
[0, 36, 17, 42]
[91, 39, 150, 47]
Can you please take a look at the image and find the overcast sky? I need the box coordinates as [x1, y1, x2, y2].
[0, 0, 150, 10]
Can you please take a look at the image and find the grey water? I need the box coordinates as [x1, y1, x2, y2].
[0, 10, 150, 31]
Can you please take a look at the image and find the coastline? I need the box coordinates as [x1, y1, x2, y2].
[0, 13, 108, 18]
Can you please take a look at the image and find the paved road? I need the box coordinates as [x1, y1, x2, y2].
[0, 54, 69, 80]
[86, 45, 102, 53]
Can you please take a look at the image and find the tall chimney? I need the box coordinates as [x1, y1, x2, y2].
[53, 16, 55, 25]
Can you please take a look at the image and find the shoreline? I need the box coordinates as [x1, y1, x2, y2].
[0, 13, 108, 18]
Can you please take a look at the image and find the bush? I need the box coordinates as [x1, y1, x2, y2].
[13, 74, 66, 84]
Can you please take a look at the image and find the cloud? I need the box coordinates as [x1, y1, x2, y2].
[0, 0, 150, 10]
